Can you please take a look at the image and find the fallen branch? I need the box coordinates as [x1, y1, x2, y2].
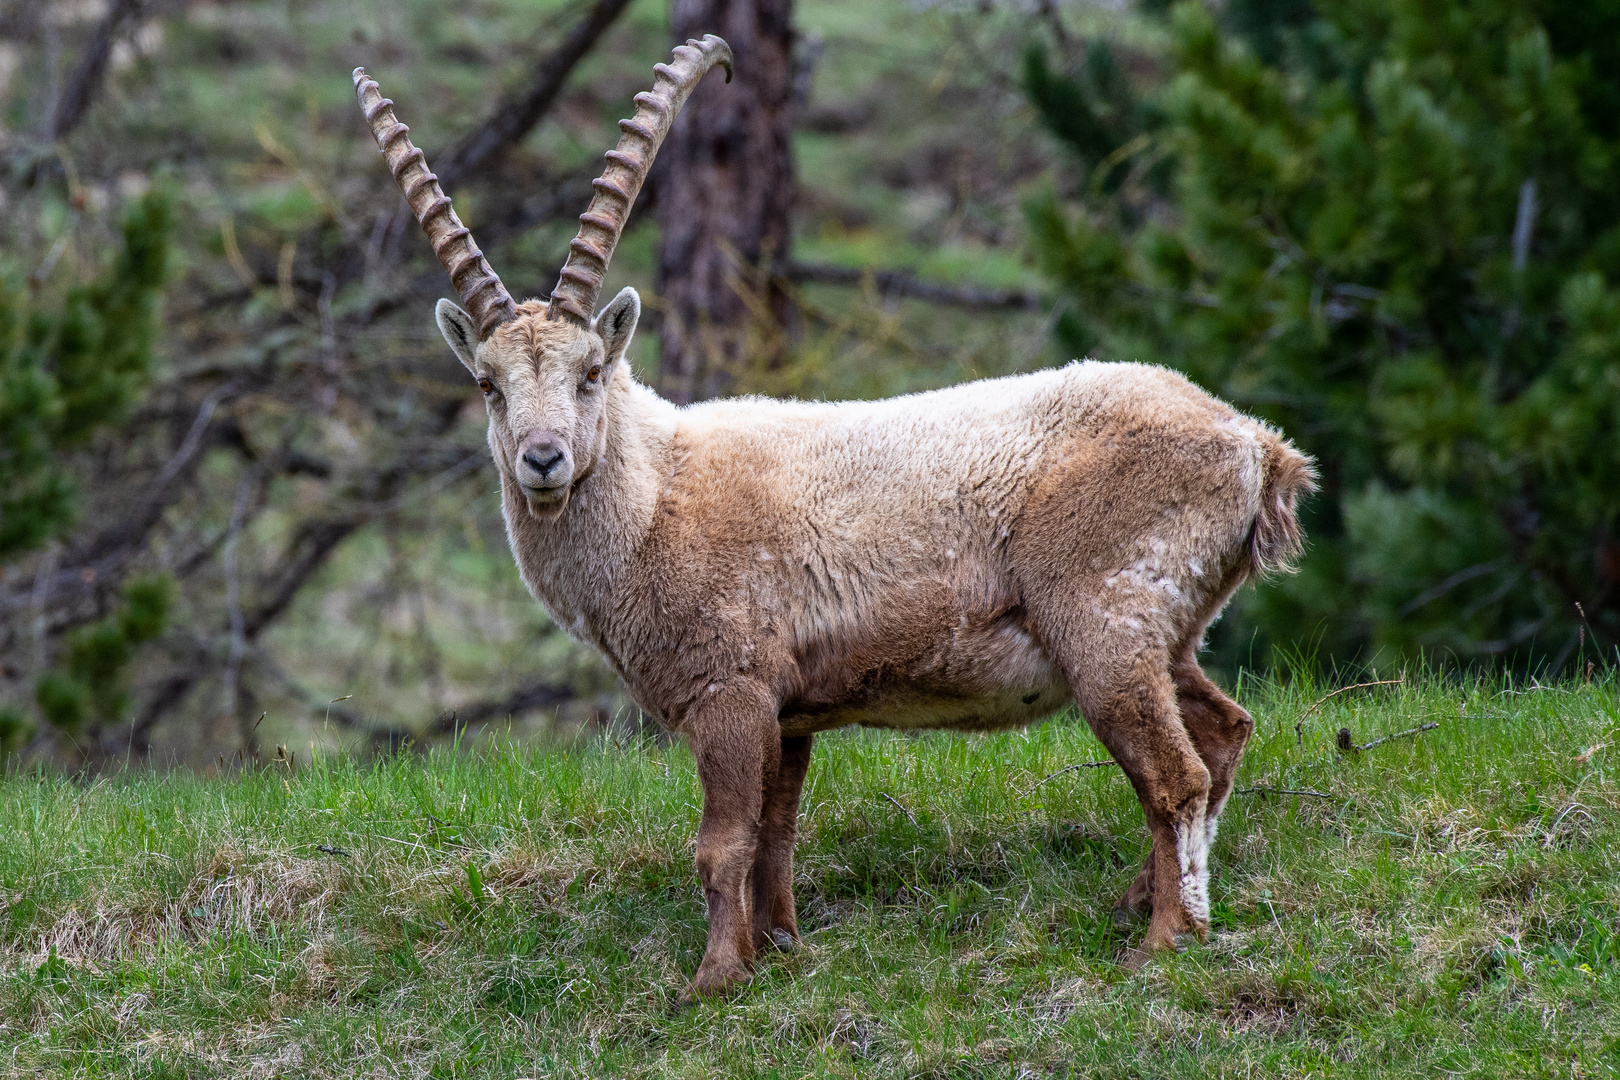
[786, 262, 1043, 311]
[428, 678, 577, 733]
[881, 792, 919, 829]
[248, 652, 577, 749]
[1350, 721, 1439, 752]
[1234, 785, 1335, 800]
[1024, 759, 1117, 794]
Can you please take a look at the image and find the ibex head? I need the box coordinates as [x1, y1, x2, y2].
[354, 36, 731, 517]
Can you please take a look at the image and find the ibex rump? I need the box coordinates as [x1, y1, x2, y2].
[354, 37, 1315, 999]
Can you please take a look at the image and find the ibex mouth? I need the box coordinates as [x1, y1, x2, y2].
[524, 486, 571, 519]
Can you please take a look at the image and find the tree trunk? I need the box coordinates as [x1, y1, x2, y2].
[657, 0, 796, 404]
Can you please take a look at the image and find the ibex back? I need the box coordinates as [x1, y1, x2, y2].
[355, 38, 1315, 1000]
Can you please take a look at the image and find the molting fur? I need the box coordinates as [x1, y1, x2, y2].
[449, 301, 1313, 987]
[356, 39, 1316, 999]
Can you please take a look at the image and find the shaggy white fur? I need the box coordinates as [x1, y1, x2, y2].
[1175, 816, 1212, 927]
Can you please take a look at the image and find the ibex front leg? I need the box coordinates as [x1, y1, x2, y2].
[683, 681, 780, 1001]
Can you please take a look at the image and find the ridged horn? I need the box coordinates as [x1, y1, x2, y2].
[353, 67, 517, 341]
[547, 35, 733, 324]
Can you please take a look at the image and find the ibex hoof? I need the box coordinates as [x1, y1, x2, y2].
[1119, 945, 1155, 971]
[769, 927, 797, 952]
[1131, 926, 1197, 962]
[678, 961, 750, 1007]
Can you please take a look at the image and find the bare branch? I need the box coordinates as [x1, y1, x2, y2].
[1294, 678, 1404, 747]
[881, 792, 919, 829]
[69, 382, 241, 569]
[1235, 785, 1335, 800]
[1298, 678, 1405, 719]
[786, 262, 1043, 311]
[1350, 721, 1439, 753]
[380, 0, 635, 260]
[433, 0, 635, 192]
[46, 0, 142, 141]
[434, 680, 576, 731]
[1023, 759, 1118, 794]
[218, 476, 253, 723]
[21, 0, 633, 762]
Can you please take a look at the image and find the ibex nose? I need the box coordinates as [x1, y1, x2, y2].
[516, 431, 571, 492]
[522, 447, 565, 477]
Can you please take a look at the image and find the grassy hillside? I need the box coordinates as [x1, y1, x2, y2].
[1, 677, 1616, 1077]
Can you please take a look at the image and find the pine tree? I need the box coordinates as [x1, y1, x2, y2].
[0, 190, 174, 748]
[0, 190, 171, 557]
[1026, 0, 1620, 673]
[34, 576, 171, 735]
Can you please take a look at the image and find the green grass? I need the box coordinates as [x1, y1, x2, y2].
[2, 677, 1617, 1078]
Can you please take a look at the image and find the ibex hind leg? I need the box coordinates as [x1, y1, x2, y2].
[1060, 643, 1213, 955]
[751, 735, 813, 952]
[1171, 641, 1253, 853]
[1114, 639, 1253, 922]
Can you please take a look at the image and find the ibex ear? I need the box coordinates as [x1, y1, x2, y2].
[435, 298, 480, 374]
[593, 287, 640, 368]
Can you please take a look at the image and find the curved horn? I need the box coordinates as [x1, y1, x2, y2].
[547, 35, 733, 324]
[353, 67, 517, 341]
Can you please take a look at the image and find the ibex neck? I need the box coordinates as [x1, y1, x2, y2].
[500, 376, 675, 640]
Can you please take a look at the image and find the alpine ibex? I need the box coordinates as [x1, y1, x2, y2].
[354, 36, 1315, 999]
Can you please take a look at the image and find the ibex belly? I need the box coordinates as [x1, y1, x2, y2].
[776, 599, 1070, 738]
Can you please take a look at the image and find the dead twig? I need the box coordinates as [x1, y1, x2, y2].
[1298, 678, 1405, 720]
[786, 262, 1043, 311]
[47, 0, 143, 142]
[881, 792, 919, 829]
[1024, 760, 1118, 794]
[1349, 722, 1439, 753]
[1235, 785, 1335, 800]
[1296, 678, 1404, 747]
[433, 0, 633, 189]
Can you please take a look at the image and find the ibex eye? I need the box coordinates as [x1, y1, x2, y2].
[478, 378, 494, 394]
[585, 366, 602, 385]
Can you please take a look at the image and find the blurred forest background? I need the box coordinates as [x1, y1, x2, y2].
[0, 0, 1615, 770]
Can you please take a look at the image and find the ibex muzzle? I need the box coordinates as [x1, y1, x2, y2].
[516, 431, 570, 493]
